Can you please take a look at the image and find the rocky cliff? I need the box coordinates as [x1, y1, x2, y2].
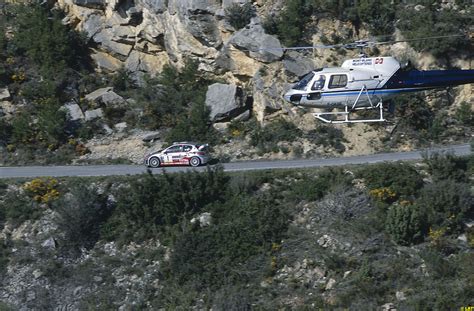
[56, 0, 298, 123]
[0, 1, 472, 165]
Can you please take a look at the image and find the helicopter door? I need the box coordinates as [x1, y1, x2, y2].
[327, 74, 349, 105]
[306, 75, 325, 102]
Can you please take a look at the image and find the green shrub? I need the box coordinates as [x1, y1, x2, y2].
[103, 106, 127, 127]
[396, 4, 471, 58]
[225, 3, 255, 30]
[250, 118, 302, 153]
[358, 162, 424, 199]
[10, 98, 68, 148]
[393, 94, 434, 131]
[417, 180, 472, 233]
[0, 238, 11, 274]
[0, 191, 42, 227]
[54, 183, 113, 251]
[455, 101, 474, 126]
[168, 194, 289, 288]
[0, 25, 8, 86]
[165, 100, 217, 145]
[270, 0, 311, 47]
[36, 98, 68, 147]
[356, 0, 395, 35]
[103, 167, 229, 243]
[385, 203, 427, 245]
[11, 4, 89, 76]
[305, 126, 346, 153]
[19, 79, 58, 100]
[10, 110, 35, 145]
[139, 59, 209, 129]
[0, 118, 12, 146]
[289, 167, 352, 201]
[112, 66, 135, 94]
[422, 151, 468, 182]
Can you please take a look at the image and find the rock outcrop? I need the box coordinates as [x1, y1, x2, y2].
[206, 83, 249, 122]
[56, 0, 292, 121]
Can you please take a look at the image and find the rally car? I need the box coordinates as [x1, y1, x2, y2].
[144, 142, 210, 168]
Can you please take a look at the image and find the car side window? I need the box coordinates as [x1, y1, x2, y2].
[166, 145, 182, 153]
[328, 74, 348, 89]
[183, 145, 192, 152]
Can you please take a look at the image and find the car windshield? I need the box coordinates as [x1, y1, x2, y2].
[292, 72, 315, 90]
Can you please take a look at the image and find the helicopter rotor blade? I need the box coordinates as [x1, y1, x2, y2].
[252, 34, 470, 53]
[372, 34, 468, 46]
[253, 43, 346, 52]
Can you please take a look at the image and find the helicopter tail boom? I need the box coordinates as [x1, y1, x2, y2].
[384, 69, 474, 90]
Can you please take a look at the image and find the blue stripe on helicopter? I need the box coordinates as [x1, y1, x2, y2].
[319, 87, 431, 97]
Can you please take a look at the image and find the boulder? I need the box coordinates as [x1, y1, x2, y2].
[183, 13, 221, 47]
[85, 108, 104, 121]
[253, 91, 281, 122]
[190, 212, 212, 227]
[94, 29, 134, 60]
[222, 0, 249, 9]
[137, 0, 167, 14]
[85, 87, 113, 101]
[91, 50, 125, 72]
[109, 25, 137, 45]
[206, 83, 247, 122]
[229, 24, 283, 63]
[63, 102, 85, 121]
[41, 237, 57, 250]
[0, 88, 11, 101]
[114, 122, 127, 132]
[283, 51, 318, 78]
[325, 278, 336, 290]
[84, 87, 126, 106]
[252, 73, 282, 121]
[164, 13, 214, 64]
[81, 14, 104, 39]
[169, 0, 219, 15]
[101, 91, 127, 106]
[142, 131, 161, 142]
[227, 47, 261, 77]
[73, 0, 106, 9]
[125, 50, 169, 75]
[233, 109, 250, 122]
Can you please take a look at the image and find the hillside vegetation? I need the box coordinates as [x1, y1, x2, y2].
[0, 1, 472, 165]
[0, 151, 472, 309]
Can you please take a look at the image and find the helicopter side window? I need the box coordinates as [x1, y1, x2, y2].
[292, 72, 315, 90]
[311, 75, 326, 90]
[328, 74, 348, 89]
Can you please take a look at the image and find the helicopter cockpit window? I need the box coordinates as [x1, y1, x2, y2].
[311, 75, 326, 90]
[328, 74, 348, 89]
[292, 72, 315, 90]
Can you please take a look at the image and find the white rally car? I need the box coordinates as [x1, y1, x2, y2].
[144, 142, 210, 168]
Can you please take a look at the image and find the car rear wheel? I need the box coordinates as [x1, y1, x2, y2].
[149, 157, 161, 168]
[189, 156, 201, 167]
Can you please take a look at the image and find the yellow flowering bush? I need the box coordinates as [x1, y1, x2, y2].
[369, 187, 397, 203]
[23, 178, 60, 204]
[428, 227, 446, 248]
[11, 71, 25, 83]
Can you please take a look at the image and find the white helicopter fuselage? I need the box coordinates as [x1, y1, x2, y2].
[284, 57, 403, 108]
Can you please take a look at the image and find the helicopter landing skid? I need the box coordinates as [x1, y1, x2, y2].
[314, 85, 386, 124]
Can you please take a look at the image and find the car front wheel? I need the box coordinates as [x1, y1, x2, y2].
[148, 157, 161, 168]
[189, 156, 201, 167]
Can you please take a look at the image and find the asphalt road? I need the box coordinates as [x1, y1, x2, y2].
[0, 143, 471, 179]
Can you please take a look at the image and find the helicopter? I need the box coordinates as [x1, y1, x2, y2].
[279, 36, 474, 124]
